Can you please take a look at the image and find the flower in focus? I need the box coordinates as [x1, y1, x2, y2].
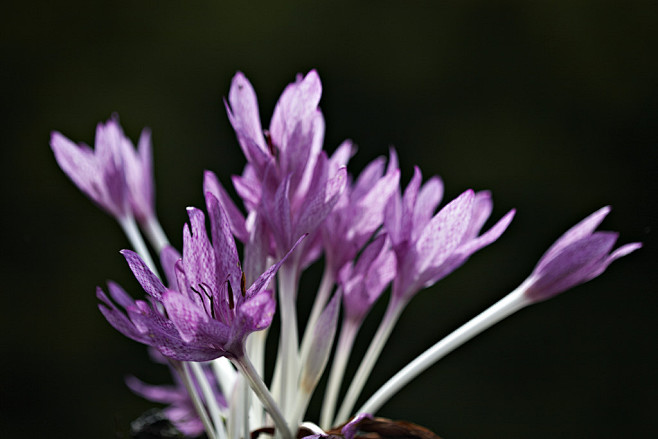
[98, 192, 304, 361]
[51, 115, 154, 222]
[522, 206, 642, 303]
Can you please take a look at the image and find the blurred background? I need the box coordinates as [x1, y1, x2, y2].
[1, 1, 656, 438]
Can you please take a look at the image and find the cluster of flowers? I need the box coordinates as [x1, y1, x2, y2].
[51, 70, 641, 439]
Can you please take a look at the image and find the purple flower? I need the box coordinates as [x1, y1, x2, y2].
[523, 206, 641, 303]
[385, 167, 515, 304]
[51, 115, 154, 221]
[339, 235, 396, 323]
[225, 71, 347, 266]
[227, 70, 324, 195]
[98, 192, 304, 361]
[323, 151, 400, 278]
[126, 350, 226, 437]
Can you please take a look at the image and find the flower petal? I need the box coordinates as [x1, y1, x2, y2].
[121, 250, 167, 300]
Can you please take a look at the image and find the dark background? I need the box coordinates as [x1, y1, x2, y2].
[1, 1, 656, 438]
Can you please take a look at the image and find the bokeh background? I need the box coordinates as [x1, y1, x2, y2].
[1, 1, 656, 438]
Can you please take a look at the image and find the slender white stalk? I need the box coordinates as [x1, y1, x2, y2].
[242, 377, 251, 439]
[320, 319, 359, 429]
[189, 362, 227, 439]
[118, 214, 158, 274]
[358, 287, 530, 415]
[334, 300, 405, 425]
[276, 263, 300, 421]
[299, 266, 334, 362]
[228, 374, 246, 439]
[234, 355, 293, 439]
[246, 331, 267, 426]
[141, 214, 170, 253]
[212, 357, 238, 400]
[179, 362, 217, 439]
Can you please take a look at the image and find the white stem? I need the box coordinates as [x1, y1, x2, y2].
[334, 300, 405, 425]
[242, 377, 251, 439]
[246, 331, 267, 427]
[320, 319, 359, 429]
[300, 266, 334, 362]
[179, 362, 217, 439]
[234, 355, 293, 439]
[228, 374, 246, 439]
[358, 287, 530, 415]
[211, 357, 238, 400]
[118, 214, 158, 275]
[189, 362, 227, 439]
[141, 214, 170, 254]
[276, 264, 300, 422]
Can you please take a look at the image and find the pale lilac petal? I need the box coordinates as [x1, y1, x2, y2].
[353, 170, 400, 236]
[232, 171, 261, 212]
[462, 190, 493, 241]
[329, 139, 355, 172]
[160, 290, 211, 343]
[384, 184, 403, 247]
[227, 72, 266, 153]
[415, 190, 474, 272]
[125, 376, 184, 404]
[95, 118, 129, 215]
[536, 206, 611, 272]
[124, 127, 154, 221]
[243, 213, 269, 285]
[286, 111, 325, 196]
[236, 289, 276, 332]
[457, 208, 516, 258]
[121, 250, 167, 300]
[204, 170, 248, 242]
[295, 162, 347, 240]
[50, 132, 99, 202]
[205, 192, 241, 289]
[265, 176, 293, 251]
[351, 156, 386, 200]
[160, 245, 182, 290]
[412, 176, 444, 237]
[420, 209, 515, 287]
[342, 235, 395, 321]
[527, 233, 619, 302]
[97, 287, 150, 344]
[401, 167, 422, 237]
[181, 208, 217, 303]
[270, 70, 323, 147]
[386, 148, 399, 175]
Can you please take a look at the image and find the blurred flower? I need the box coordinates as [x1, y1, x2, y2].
[50, 115, 154, 222]
[127, 350, 227, 437]
[339, 235, 396, 324]
[523, 206, 642, 303]
[323, 151, 400, 279]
